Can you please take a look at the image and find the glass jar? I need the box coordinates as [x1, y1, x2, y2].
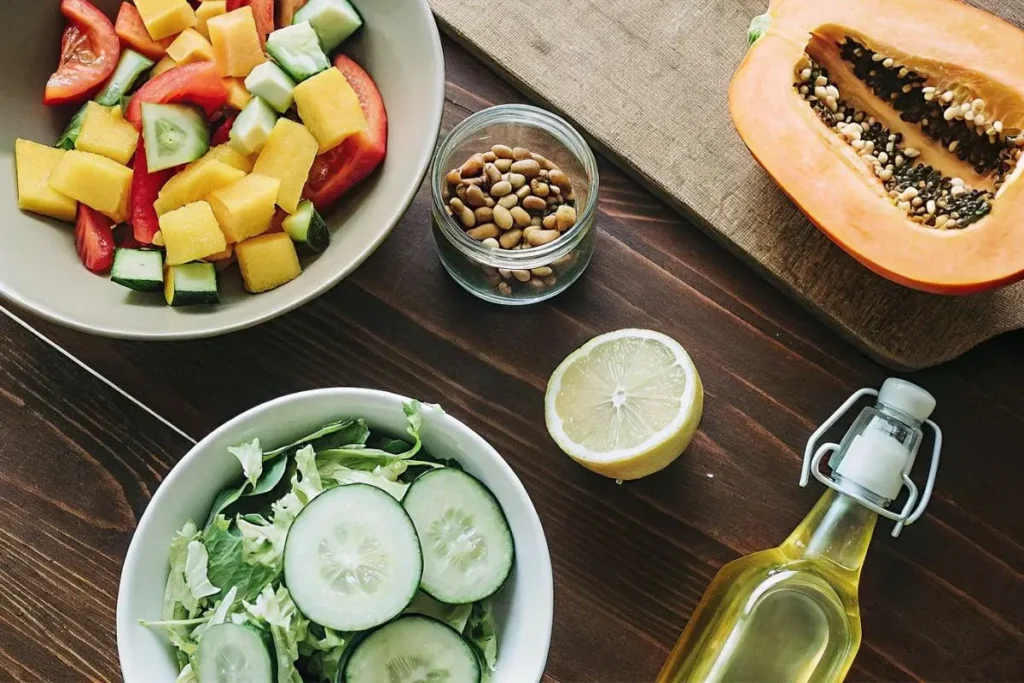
[430, 104, 599, 304]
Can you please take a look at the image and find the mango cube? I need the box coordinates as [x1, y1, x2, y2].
[159, 201, 228, 265]
[208, 7, 266, 78]
[166, 28, 216, 65]
[134, 0, 197, 40]
[152, 55, 179, 77]
[14, 139, 77, 222]
[235, 232, 302, 293]
[197, 144, 256, 173]
[48, 150, 131, 223]
[293, 67, 367, 153]
[208, 173, 280, 243]
[154, 159, 247, 215]
[74, 103, 139, 166]
[223, 77, 253, 110]
[253, 119, 319, 214]
[195, 1, 227, 40]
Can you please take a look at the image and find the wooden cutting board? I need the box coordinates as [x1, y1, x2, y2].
[428, 0, 1024, 370]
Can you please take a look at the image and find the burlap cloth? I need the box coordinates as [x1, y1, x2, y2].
[429, 0, 1024, 370]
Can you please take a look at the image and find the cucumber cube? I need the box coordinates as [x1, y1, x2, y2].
[266, 21, 329, 82]
[229, 96, 278, 155]
[293, 0, 363, 53]
[244, 62, 297, 113]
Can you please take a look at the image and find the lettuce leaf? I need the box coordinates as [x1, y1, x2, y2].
[262, 418, 370, 460]
[163, 521, 200, 619]
[317, 461, 410, 500]
[245, 585, 309, 683]
[190, 586, 239, 642]
[464, 599, 498, 672]
[404, 591, 472, 632]
[175, 664, 198, 683]
[203, 516, 279, 601]
[301, 626, 351, 683]
[227, 438, 263, 490]
[184, 541, 220, 601]
[291, 444, 324, 505]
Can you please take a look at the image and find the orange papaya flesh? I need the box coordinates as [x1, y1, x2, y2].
[731, 0, 1024, 294]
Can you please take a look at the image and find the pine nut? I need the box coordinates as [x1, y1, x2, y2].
[516, 185, 533, 200]
[531, 152, 556, 170]
[466, 185, 488, 207]
[481, 237, 500, 249]
[493, 205, 513, 230]
[531, 266, 553, 277]
[555, 205, 577, 230]
[484, 163, 502, 184]
[542, 215, 557, 230]
[512, 147, 531, 160]
[499, 229, 522, 249]
[526, 229, 560, 246]
[474, 207, 493, 223]
[512, 269, 531, 282]
[445, 169, 462, 186]
[483, 151, 497, 162]
[510, 159, 541, 177]
[522, 196, 547, 211]
[467, 224, 499, 240]
[497, 282, 512, 295]
[495, 158, 513, 172]
[461, 153, 485, 177]
[492, 144, 513, 159]
[508, 173, 527, 189]
[510, 206, 531, 227]
[450, 198, 475, 228]
[531, 179, 550, 197]
[498, 194, 519, 209]
[490, 181, 513, 198]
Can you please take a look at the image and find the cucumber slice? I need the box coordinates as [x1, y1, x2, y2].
[164, 262, 219, 306]
[266, 21, 329, 82]
[111, 248, 164, 292]
[282, 199, 330, 252]
[96, 49, 155, 107]
[341, 615, 481, 683]
[283, 484, 422, 631]
[56, 49, 154, 150]
[142, 103, 210, 172]
[293, 0, 363, 53]
[229, 96, 278, 155]
[195, 623, 273, 683]
[402, 469, 514, 604]
[244, 62, 297, 114]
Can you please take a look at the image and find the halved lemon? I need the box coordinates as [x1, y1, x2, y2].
[544, 329, 703, 480]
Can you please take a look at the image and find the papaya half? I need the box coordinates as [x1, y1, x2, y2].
[730, 0, 1024, 294]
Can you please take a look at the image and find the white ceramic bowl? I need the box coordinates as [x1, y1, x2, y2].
[0, 0, 443, 339]
[117, 388, 553, 682]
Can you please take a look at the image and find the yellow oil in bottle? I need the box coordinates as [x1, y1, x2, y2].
[657, 489, 877, 683]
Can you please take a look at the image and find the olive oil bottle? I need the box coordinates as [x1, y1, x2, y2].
[658, 379, 943, 683]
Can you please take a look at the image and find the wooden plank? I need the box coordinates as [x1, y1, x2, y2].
[7, 37, 1024, 682]
[0, 314, 193, 683]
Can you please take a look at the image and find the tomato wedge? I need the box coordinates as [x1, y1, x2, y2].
[303, 56, 388, 212]
[130, 136, 174, 243]
[277, 0, 307, 28]
[211, 113, 238, 146]
[45, 0, 121, 105]
[226, 0, 275, 45]
[114, 2, 171, 61]
[75, 204, 116, 273]
[124, 62, 229, 129]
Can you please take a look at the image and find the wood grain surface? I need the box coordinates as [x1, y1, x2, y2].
[2, 36, 1023, 683]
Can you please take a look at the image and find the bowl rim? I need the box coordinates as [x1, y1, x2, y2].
[0, 1, 445, 341]
[115, 387, 554, 682]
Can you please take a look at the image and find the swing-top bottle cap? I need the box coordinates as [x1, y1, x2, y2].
[877, 378, 936, 423]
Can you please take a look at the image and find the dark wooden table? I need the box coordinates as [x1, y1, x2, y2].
[2, 36, 1023, 683]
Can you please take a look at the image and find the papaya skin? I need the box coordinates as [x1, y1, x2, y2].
[730, 0, 1024, 294]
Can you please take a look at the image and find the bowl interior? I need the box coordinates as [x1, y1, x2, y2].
[0, 0, 443, 339]
[116, 389, 552, 683]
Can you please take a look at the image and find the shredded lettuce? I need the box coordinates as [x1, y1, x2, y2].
[227, 438, 264, 490]
[404, 591, 473, 632]
[203, 516, 280, 601]
[317, 461, 411, 500]
[174, 664, 198, 683]
[301, 626, 351, 682]
[464, 599, 499, 672]
[190, 586, 239, 642]
[163, 521, 200, 619]
[184, 540, 220, 601]
[246, 585, 309, 683]
[291, 444, 324, 505]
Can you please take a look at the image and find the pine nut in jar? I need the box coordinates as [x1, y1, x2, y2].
[430, 106, 599, 305]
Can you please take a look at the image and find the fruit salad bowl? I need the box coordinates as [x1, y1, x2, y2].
[0, 0, 443, 339]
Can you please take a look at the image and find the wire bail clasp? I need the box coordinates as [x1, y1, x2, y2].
[799, 387, 943, 537]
